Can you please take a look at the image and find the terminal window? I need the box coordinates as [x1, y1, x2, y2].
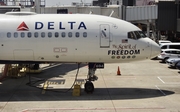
[57, 9, 68, 14]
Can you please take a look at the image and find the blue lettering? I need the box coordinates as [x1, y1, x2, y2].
[59, 22, 65, 30]
[35, 21, 87, 30]
[35, 22, 43, 30]
[68, 22, 76, 29]
[78, 22, 87, 29]
[48, 22, 54, 30]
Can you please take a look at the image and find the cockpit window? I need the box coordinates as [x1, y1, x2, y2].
[128, 32, 136, 39]
[134, 31, 141, 39]
[138, 31, 146, 38]
[128, 31, 147, 40]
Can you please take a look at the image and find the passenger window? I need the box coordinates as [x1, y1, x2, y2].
[14, 32, 18, 38]
[161, 45, 167, 49]
[134, 31, 141, 39]
[34, 32, 38, 38]
[83, 32, 87, 38]
[27, 32, 31, 38]
[62, 32, 66, 38]
[55, 32, 59, 38]
[76, 32, 79, 38]
[169, 45, 173, 49]
[169, 45, 180, 49]
[175, 45, 180, 49]
[21, 32, 25, 38]
[41, 32, 45, 38]
[48, 32, 52, 38]
[165, 51, 171, 53]
[172, 51, 180, 54]
[128, 32, 136, 39]
[177, 51, 180, 54]
[68, 32, 72, 37]
[7, 32, 11, 38]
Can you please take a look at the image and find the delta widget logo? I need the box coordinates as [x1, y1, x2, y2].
[17, 22, 29, 31]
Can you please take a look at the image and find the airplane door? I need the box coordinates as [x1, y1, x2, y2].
[100, 24, 110, 48]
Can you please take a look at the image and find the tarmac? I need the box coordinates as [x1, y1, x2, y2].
[0, 59, 180, 112]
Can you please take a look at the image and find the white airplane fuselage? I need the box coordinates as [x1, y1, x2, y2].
[0, 12, 160, 63]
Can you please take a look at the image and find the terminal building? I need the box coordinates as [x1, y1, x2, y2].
[0, 0, 180, 41]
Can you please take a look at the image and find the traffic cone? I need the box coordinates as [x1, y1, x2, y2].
[117, 66, 121, 75]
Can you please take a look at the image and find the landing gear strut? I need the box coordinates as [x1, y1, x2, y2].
[84, 63, 98, 93]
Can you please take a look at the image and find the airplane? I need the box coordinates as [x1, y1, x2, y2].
[0, 12, 160, 93]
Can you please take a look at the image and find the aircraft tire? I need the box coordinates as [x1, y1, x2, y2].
[84, 81, 94, 93]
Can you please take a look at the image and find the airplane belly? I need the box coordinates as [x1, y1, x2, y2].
[13, 49, 34, 61]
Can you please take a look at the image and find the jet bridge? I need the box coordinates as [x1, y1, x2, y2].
[125, 5, 158, 21]
[125, 5, 158, 39]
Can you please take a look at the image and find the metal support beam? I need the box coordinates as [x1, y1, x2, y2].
[147, 22, 150, 38]
[109, 10, 114, 17]
[35, 0, 41, 13]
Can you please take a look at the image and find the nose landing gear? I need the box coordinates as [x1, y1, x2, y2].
[84, 67, 97, 93]
[84, 63, 104, 93]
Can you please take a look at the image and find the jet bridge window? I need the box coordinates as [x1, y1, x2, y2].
[7, 32, 11, 38]
[21, 32, 25, 38]
[128, 32, 136, 39]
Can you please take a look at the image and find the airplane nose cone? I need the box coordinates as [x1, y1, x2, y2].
[151, 41, 161, 58]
